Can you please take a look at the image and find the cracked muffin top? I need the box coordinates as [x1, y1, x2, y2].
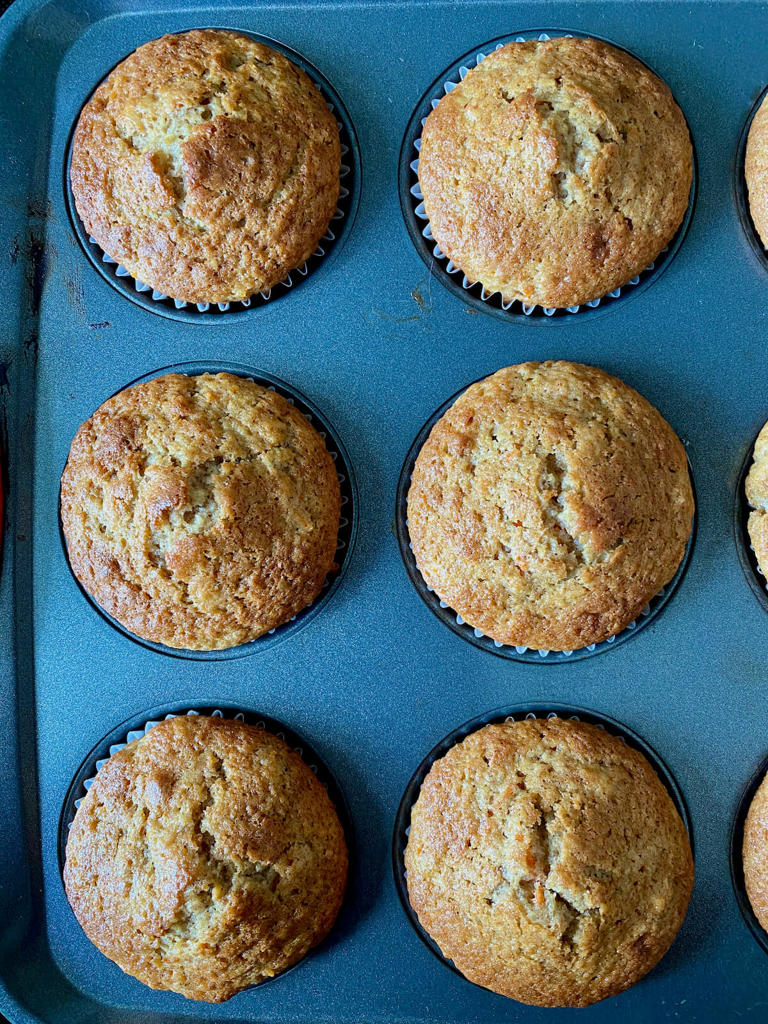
[70, 29, 341, 304]
[64, 715, 348, 1002]
[407, 361, 694, 651]
[743, 766, 768, 935]
[404, 717, 693, 1007]
[60, 372, 341, 650]
[745, 420, 768, 577]
[417, 36, 692, 308]
[745, 94, 768, 248]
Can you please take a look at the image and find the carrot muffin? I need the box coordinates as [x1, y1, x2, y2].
[417, 36, 692, 308]
[746, 420, 768, 575]
[60, 372, 341, 650]
[407, 361, 694, 651]
[744, 766, 768, 933]
[745, 94, 768, 247]
[70, 29, 341, 304]
[404, 717, 694, 1007]
[64, 715, 348, 1002]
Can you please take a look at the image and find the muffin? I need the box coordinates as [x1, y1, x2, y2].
[744, 767, 768, 933]
[404, 717, 694, 1007]
[745, 94, 768, 247]
[64, 715, 348, 1001]
[407, 361, 694, 651]
[60, 372, 341, 650]
[70, 29, 341, 304]
[745, 420, 768, 575]
[417, 36, 692, 308]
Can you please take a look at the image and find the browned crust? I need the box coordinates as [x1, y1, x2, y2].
[70, 30, 341, 303]
[60, 372, 341, 650]
[407, 361, 694, 651]
[746, 94, 768, 247]
[744, 770, 768, 934]
[404, 718, 694, 1008]
[417, 37, 692, 307]
[746, 420, 768, 576]
[64, 715, 348, 1002]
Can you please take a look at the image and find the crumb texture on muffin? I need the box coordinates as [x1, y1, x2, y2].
[64, 715, 348, 1002]
[60, 372, 341, 650]
[70, 30, 341, 303]
[746, 420, 768, 576]
[746, 94, 768, 248]
[407, 361, 694, 651]
[744, 769, 768, 934]
[417, 36, 692, 308]
[404, 717, 693, 1007]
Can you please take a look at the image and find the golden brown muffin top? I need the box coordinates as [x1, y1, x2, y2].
[64, 715, 348, 1002]
[404, 717, 693, 1007]
[60, 372, 341, 650]
[417, 36, 692, 308]
[407, 361, 694, 652]
[70, 30, 341, 303]
[746, 421, 768, 578]
[744, 768, 768, 934]
[746, 94, 768, 248]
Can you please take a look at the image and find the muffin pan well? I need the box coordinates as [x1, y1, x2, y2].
[58, 360, 357, 661]
[398, 29, 697, 324]
[735, 84, 768, 274]
[734, 430, 768, 617]
[64, 31, 361, 323]
[396, 378, 696, 663]
[58, 703, 353, 991]
[730, 750, 768, 959]
[2, 0, 768, 1022]
[393, 703, 693, 983]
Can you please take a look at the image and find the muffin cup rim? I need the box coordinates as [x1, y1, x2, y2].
[395, 372, 697, 662]
[391, 701, 694, 991]
[63, 26, 362, 322]
[398, 26, 698, 325]
[734, 82, 768, 274]
[58, 360, 359, 661]
[730, 748, 768, 958]
[58, 700, 355, 997]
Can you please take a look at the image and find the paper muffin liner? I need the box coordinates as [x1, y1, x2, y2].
[66, 33, 359, 320]
[735, 83, 768, 275]
[58, 703, 351, 988]
[60, 361, 357, 661]
[399, 29, 696, 322]
[734, 427, 768, 615]
[730, 749, 768, 958]
[392, 703, 692, 982]
[395, 380, 696, 663]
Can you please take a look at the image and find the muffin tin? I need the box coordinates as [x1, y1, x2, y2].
[2, 0, 768, 1022]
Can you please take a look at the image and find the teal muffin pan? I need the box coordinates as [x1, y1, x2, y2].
[2, 0, 768, 1021]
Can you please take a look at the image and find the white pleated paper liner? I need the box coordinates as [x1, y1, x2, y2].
[398, 29, 697, 323]
[59, 360, 358, 662]
[392, 703, 693, 983]
[64, 31, 360, 322]
[395, 380, 696, 663]
[730, 749, 768, 959]
[735, 82, 768, 276]
[57, 703, 353, 989]
[734, 429, 768, 617]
